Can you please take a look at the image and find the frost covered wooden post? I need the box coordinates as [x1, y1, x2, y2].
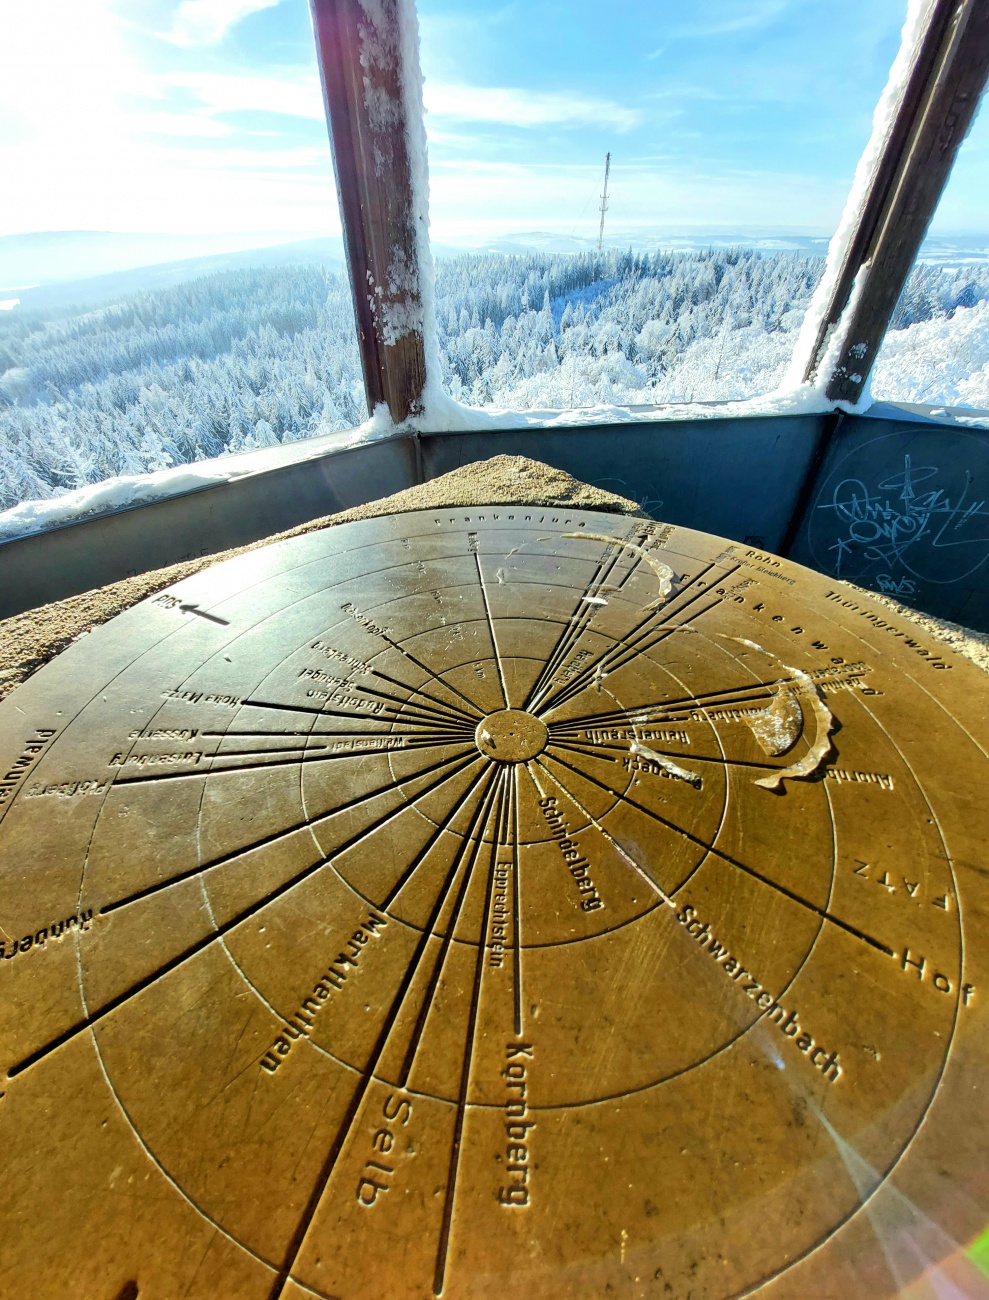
[310, 0, 427, 425]
[803, 0, 989, 405]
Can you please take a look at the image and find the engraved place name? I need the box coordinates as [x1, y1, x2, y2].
[331, 736, 408, 753]
[1, 910, 93, 963]
[898, 949, 975, 1003]
[341, 602, 390, 638]
[110, 751, 205, 769]
[128, 727, 199, 741]
[554, 649, 592, 684]
[807, 661, 882, 698]
[622, 754, 700, 788]
[356, 1093, 413, 1208]
[260, 911, 387, 1073]
[161, 688, 243, 708]
[25, 779, 111, 799]
[583, 727, 689, 745]
[0, 729, 57, 808]
[303, 685, 385, 714]
[825, 769, 895, 791]
[498, 1041, 535, 1208]
[824, 592, 953, 669]
[309, 641, 372, 674]
[676, 904, 843, 1082]
[538, 797, 604, 912]
[298, 667, 383, 715]
[488, 863, 511, 968]
[852, 861, 952, 909]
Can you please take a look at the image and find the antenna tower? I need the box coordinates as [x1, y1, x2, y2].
[597, 152, 611, 252]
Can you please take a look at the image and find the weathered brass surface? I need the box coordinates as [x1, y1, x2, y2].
[1, 507, 987, 1299]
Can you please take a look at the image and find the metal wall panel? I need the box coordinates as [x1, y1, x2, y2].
[0, 436, 417, 619]
[420, 416, 827, 552]
[787, 415, 989, 630]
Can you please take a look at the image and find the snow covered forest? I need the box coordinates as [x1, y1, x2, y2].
[2, 246, 989, 511]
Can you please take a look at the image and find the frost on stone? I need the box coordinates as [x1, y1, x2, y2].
[565, 532, 676, 609]
[744, 688, 802, 757]
[629, 740, 702, 790]
[722, 637, 835, 790]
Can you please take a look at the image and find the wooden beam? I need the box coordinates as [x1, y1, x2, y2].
[309, 0, 427, 424]
[804, 0, 989, 404]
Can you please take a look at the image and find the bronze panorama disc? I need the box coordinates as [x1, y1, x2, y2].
[1, 507, 988, 1300]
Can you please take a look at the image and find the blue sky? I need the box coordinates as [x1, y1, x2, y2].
[1, 0, 986, 243]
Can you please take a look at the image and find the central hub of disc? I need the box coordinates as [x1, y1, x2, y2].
[474, 709, 548, 763]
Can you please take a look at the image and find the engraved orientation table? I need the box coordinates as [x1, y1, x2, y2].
[1, 507, 987, 1299]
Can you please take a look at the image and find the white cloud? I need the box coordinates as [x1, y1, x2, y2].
[165, 71, 324, 119]
[165, 0, 287, 47]
[423, 83, 641, 132]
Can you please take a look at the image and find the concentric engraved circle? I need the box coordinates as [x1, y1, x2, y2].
[0, 507, 987, 1300]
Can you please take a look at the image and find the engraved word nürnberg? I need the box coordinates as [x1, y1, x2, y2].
[0, 507, 984, 1300]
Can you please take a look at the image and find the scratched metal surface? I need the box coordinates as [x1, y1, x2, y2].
[0, 506, 987, 1299]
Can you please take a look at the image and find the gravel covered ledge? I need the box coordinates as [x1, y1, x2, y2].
[0, 456, 645, 704]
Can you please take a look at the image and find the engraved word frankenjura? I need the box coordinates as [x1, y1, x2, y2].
[260, 911, 387, 1073]
[677, 905, 842, 1082]
[539, 797, 604, 912]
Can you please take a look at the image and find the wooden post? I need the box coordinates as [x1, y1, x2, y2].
[803, 0, 989, 404]
[309, 0, 427, 425]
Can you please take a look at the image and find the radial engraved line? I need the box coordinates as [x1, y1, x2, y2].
[357, 660, 481, 725]
[102, 748, 475, 920]
[433, 769, 510, 1296]
[102, 749, 477, 915]
[240, 694, 475, 734]
[263, 766, 500, 1300]
[528, 534, 646, 707]
[318, 674, 475, 730]
[238, 696, 467, 729]
[397, 773, 504, 1089]
[548, 736, 779, 772]
[511, 765, 523, 1037]
[475, 550, 509, 708]
[539, 561, 732, 711]
[544, 595, 727, 716]
[111, 738, 474, 787]
[11, 756, 486, 1081]
[547, 678, 793, 733]
[543, 750, 895, 956]
[537, 564, 740, 715]
[524, 534, 627, 709]
[378, 631, 487, 716]
[382, 761, 493, 911]
[530, 758, 676, 909]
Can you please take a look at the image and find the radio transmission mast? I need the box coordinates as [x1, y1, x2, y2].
[597, 152, 611, 252]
